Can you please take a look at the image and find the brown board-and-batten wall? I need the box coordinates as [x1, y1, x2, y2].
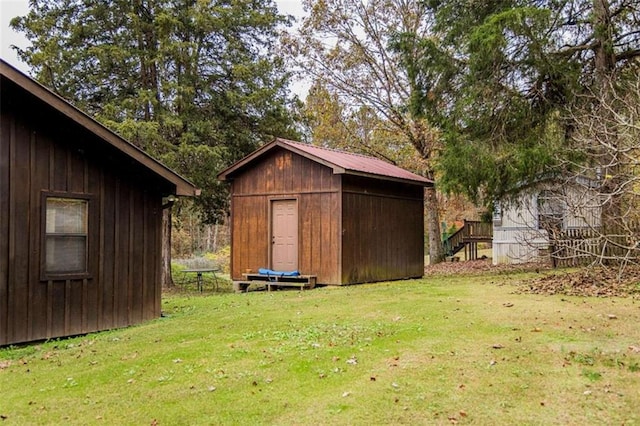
[228, 148, 342, 284]
[342, 176, 425, 284]
[0, 59, 198, 346]
[219, 138, 431, 285]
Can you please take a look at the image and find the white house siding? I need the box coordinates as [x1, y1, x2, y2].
[492, 194, 549, 264]
[492, 185, 601, 265]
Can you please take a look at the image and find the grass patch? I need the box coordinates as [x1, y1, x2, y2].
[2, 272, 640, 424]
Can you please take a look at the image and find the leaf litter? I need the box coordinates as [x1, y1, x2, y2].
[517, 267, 640, 297]
[425, 258, 640, 298]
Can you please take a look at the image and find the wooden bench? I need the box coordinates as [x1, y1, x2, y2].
[235, 273, 317, 292]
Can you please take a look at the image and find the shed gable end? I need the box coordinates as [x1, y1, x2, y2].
[230, 148, 340, 195]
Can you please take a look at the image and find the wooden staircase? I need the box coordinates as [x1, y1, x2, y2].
[442, 220, 493, 260]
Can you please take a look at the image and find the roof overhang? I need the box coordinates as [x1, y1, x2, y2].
[218, 138, 433, 187]
[1, 59, 199, 197]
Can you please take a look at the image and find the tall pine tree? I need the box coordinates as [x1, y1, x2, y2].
[410, 0, 640, 207]
[12, 0, 301, 285]
[12, 0, 300, 223]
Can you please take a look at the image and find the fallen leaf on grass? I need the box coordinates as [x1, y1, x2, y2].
[425, 258, 546, 276]
[0, 361, 11, 369]
[628, 345, 640, 353]
[517, 266, 640, 297]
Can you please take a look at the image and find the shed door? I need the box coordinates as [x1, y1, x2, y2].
[271, 199, 298, 271]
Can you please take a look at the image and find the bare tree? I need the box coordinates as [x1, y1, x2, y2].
[565, 77, 640, 272]
[505, 77, 640, 275]
[287, 0, 445, 263]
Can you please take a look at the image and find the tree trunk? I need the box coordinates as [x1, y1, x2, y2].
[162, 207, 174, 288]
[425, 186, 444, 264]
[592, 0, 621, 244]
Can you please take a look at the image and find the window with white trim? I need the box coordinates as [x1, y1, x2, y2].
[44, 197, 88, 275]
[537, 190, 565, 231]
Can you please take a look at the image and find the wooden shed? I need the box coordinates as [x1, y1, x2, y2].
[0, 59, 198, 346]
[218, 138, 432, 285]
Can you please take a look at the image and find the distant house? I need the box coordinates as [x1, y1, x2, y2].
[492, 178, 601, 264]
[0, 59, 198, 346]
[218, 138, 432, 285]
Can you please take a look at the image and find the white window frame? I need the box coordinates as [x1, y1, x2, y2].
[41, 192, 92, 280]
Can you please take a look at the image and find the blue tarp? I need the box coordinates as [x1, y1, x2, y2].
[258, 268, 300, 277]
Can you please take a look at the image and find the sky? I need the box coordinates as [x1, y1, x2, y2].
[0, 0, 308, 94]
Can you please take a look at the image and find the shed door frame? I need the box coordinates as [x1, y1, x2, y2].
[269, 198, 299, 272]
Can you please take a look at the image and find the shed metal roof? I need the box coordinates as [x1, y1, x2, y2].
[0, 58, 199, 197]
[218, 138, 432, 186]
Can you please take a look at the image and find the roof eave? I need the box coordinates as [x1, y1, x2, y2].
[0, 59, 199, 197]
[341, 170, 433, 187]
[218, 138, 433, 187]
[218, 140, 275, 181]
[218, 139, 347, 181]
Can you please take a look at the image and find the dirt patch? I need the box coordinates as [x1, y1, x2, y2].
[424, 258, 640, 298]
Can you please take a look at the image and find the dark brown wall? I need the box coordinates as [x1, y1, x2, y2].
[227, 148, 425, 285]
[229, 148, 342, 284]
[341, 175, 424, 284]
[1, 81, 166, 346]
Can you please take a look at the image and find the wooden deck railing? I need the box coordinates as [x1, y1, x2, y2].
[443, 220, 493, 257]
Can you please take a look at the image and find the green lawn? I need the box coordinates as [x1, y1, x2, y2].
[2, 271, 640, 425]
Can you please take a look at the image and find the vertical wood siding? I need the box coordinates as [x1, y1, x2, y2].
[228, 148, 425, 285]
[1, 90, 165, 346]
[230, 149, 342, 284]
[341, 176, 424, 284]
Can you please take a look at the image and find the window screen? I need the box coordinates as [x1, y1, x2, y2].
[45, 197, 88, 274]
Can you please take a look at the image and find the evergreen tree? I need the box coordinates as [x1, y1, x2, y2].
[409, 0, 640, 207]
[12, 0, 301, 285]
[11, 0, 301, 223]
